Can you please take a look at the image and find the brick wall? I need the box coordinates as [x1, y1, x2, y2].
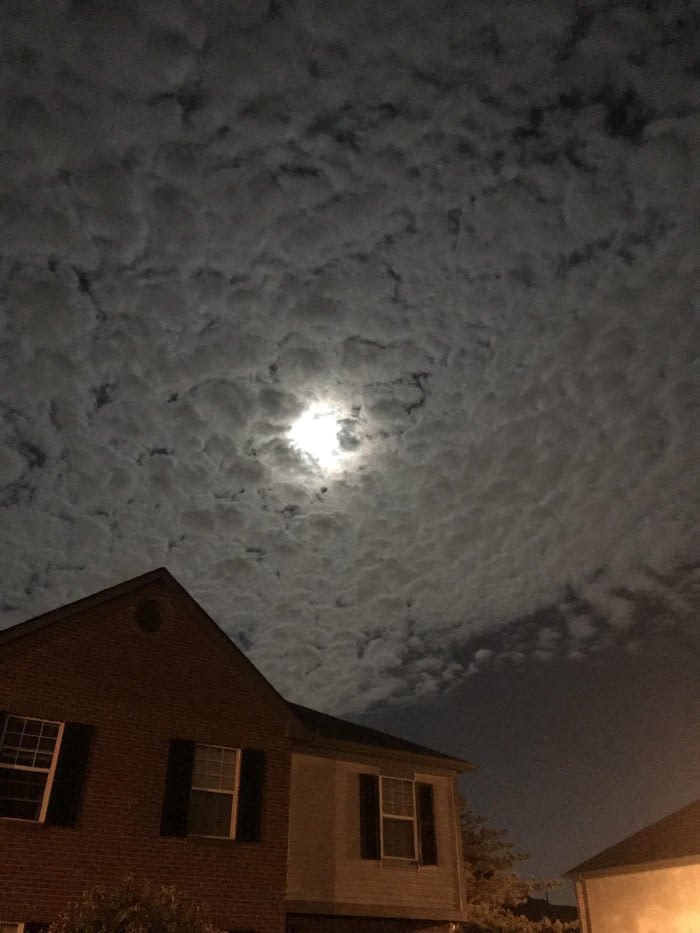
[0, 577, 292, 933]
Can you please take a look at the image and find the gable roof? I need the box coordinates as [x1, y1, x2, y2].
[0, 567, 295, 721]
[0, 569, 173, 648]
[289, 702, 476, 771]
[1, 569, 476, 769]
[565, 798, 700, 877]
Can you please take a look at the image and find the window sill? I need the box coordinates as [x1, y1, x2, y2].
[368, 857, 439, 871]
[379, 858, 420, 871]
[186, 834, 248, 846]
[0, 816, 44, 824]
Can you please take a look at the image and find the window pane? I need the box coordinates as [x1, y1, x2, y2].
[0, 736, 22, 763]
[383, 817, 415, 858]
[192, 744, 237, 791]
[0, 765, 47, 820]
[0, 717, 59, 769]
[381, 777, 414, 817]
[187, 789, 233, 837]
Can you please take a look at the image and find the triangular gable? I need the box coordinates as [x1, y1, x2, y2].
[0, 567, 301, 728]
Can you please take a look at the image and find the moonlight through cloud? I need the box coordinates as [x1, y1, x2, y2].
[1, 0, 698, 898]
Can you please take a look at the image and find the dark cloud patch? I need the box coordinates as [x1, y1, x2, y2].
[601, 86, 654, 143]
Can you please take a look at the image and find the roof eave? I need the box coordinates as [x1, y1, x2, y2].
[565, 851, 700, 879]
[291, 734, 477, 773]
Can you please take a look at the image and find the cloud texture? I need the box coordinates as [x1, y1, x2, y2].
[1, 0, 698, 712]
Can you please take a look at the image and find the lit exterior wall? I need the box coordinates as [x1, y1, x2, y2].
[286, 752, 467, 921]
[576, 861, 700, 933]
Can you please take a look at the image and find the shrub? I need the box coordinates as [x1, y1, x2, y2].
[49, 876, 216, 933]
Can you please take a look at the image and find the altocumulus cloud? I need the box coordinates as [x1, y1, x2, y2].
[1, 0, 698, 713]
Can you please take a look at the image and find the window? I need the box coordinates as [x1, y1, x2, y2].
[160, 740, 264, 842]
[1, 924, 24, 933]
[187, 744, 241, 838]
[0, 717, 63, 821]
[359, 773, 437, 864]
[380, 776, 417, 859]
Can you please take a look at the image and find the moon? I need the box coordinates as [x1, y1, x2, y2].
[288, 403, 351, 472]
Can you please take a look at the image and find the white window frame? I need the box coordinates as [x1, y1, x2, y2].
[0, 716, 64, 823]
[379, 775, 418, 860]
[1, 924, 26, 933]
[188, 743, 241, 839]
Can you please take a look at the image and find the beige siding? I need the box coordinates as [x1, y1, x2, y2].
[580, 862, 700, 933]
[287, 753, 464, 916]
[287, 754, 337, 900]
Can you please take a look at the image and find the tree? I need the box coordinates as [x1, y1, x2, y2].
[49, 877, 216, 933]
[460, 807, 579, 932]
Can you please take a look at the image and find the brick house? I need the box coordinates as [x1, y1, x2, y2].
[0, 569, 474, 933]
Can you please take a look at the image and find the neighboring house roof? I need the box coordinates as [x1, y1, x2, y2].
[565, 798, 700, 877]
[289, 702, 476, 771]
[0, 568, 475, 770]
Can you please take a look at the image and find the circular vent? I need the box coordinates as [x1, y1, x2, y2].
[134, 599, 162, 633]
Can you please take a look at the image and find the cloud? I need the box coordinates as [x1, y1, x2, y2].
[0, 0, 697, 712]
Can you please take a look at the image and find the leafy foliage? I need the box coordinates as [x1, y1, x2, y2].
[460, 808, 579, 932]
[49, 877, 215, 933]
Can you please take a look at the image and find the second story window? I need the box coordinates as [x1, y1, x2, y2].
[187, 744, 241, 838]
[380, 776, 417, 859]
[160, 740, 265, 842]
[360, 772, 438, 865]
[0, 717, 63, 821]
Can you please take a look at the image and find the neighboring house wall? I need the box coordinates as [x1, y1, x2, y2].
[287, 753, 466, 922]
[576, 862, 700, 933]
[0, 577, 292, 933]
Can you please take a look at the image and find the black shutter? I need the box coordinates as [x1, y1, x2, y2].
[236, 748, 264, 842]
[417, 782, 437, 865]
[45, 722, 93, 827]
[26, 924, 50, 933]
[160, 739, 195, 836]
[359, 773, 380, 859]
[0, 710, 6, 739]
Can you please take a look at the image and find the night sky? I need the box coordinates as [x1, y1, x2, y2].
[1, 0, 698, 904]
